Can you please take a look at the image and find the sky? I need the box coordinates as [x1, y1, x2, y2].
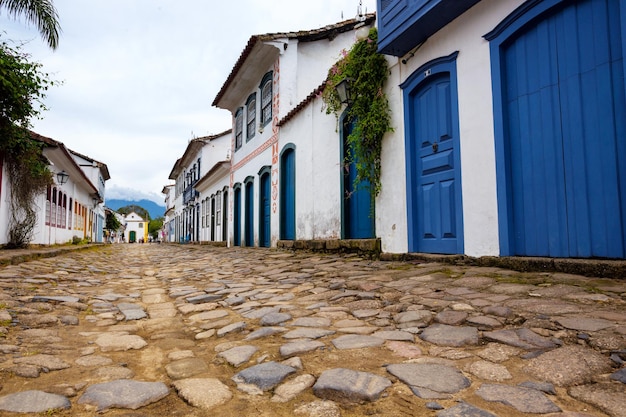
[1, 0, 376, 205]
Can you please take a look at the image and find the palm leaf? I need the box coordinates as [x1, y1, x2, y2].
[0, 0, 60, 49]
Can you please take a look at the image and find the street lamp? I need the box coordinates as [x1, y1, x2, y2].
[56, 170, 69, 185]
[335, 78, 353, 105]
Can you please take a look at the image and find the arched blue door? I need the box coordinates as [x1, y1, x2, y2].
[244, 179, 254, 246]
[493, 0, 626, 258]
[233, 186, 241, 246]
[343, 117, 374, 239]
[402, 53, 463, 254]
[280, 147, 296, 240]
[259, 169, 271, 247]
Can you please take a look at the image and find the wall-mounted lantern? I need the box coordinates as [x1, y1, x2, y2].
[56, 170, 69, 185]
[335, 78, 353, 105]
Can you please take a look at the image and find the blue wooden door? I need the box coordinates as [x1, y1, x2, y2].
[259, 173, 271, 247]
[409, 73, 463, 254]
[280, 148, 296, 240]
[343, 117, 374, 239]
[233, 187, 241, 246]
[222, 191, 228, 241]
[245, 181, 254, 246]
[503, 0, 625, 258]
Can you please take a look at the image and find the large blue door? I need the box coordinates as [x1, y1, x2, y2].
[502, 0, 625, 258]
[244, 180, 254, 246]
[259, 172, 271, 247]
[233, 186, 241, 246]
[404, 60, 463, 254]
[280, 147, 296, 240]
[343, 117, 374, 239]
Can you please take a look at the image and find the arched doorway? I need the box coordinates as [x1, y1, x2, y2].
[280, 145, 296, 240]
[342, 115, 374, 239]
[402, 53, 464, 254]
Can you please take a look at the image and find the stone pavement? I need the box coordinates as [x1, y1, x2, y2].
[0, 244, 624, 416]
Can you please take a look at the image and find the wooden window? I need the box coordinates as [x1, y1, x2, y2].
[68, 198, 73, 229]
[216, 191, 222, 226]
[260, 71, 273, 127]
[246, 94, 256, 140]
[45, 186, 51, 225]
[51, 187, 57, 227]
[235, 108, 243, 150]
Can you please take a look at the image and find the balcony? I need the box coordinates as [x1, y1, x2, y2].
[183, 185, 199, 205]
[377, 0, 481, 57]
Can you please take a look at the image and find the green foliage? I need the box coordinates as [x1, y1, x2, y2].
[148, 217, 163, 239]
[71, 235, 88, 245]
[117, 205, 150, 221]
[0, 39, 54, 248]
[105, 210, 122, 231]
[322, 28, 393, 198]
[1, 0, 61, 50]
[0, 39, 53, 128]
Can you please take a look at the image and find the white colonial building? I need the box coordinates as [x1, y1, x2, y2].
[122, 211, 148, 243]
[166, 130, 231, 244]
[0, 132, 109, 246]
[213, 15, 378, 248]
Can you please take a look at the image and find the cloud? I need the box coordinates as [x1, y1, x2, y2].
[1, 0, 377, 198]
[106, 184, 163, 204]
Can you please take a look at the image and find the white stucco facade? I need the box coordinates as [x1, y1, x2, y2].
[123, 212, 148, 243]
[0, 133, 109, 246]
[167, 131, 231, 244]
[216, 17, 379, 248]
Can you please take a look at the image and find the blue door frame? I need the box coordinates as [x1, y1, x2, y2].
[401, 52, 464, 254]
[222, 189, 228, 242]
[259, 166, 271, 247]
[486, 0, 626, 258]
[280, 145, 296, 240]
[233, 185, 241, 246]
[341, 115, 374, 239]
[244, 177, 254, 246]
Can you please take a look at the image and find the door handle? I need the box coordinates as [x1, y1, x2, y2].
[432, 142, 439, 152]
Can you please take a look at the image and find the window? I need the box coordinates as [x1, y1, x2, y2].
[51, 187, 57, 227]
[205, 197, 210, 227]
[45, 186, 51, 225]
[68, 198, 73, 229]
[235, 108, 243, 150]
[246, 94, 256, 140]
[201, 200, 205, 228]
[61, 194, 67, 228]
[260, 71, 273, 127]
[216, 191, 222, 226]
[139, 222, 143, 228]
[56, 190, 62, 227]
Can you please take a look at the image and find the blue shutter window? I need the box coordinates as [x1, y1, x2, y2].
[260, 71, 273, 127]
[235, 108, 243, 150]
[246, 93, 256, 140]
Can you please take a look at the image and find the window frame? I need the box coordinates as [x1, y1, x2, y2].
[235, 108, 244, 150]
[246, 93, 256, 141]
[260, 71, 273, 127]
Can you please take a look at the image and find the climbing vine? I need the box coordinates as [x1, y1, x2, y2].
[322, 27, 392, 198]
[0, 39, 54, 248]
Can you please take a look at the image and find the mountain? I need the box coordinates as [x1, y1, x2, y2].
[106, 199, 165, 220]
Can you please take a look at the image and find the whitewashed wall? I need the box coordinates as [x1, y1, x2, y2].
[278, 98, 342, 241]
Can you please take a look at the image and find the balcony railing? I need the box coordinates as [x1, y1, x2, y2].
[183, 186, 199, 205]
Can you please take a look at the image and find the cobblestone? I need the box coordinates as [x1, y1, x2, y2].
[0, 244, 624, 416]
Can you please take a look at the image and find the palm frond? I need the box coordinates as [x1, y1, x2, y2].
[0, 0, 60, 49]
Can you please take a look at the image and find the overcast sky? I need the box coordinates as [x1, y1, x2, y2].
[1, 0, 376, 205]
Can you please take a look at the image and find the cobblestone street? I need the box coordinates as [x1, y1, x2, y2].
[0, 244, 624, 416]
